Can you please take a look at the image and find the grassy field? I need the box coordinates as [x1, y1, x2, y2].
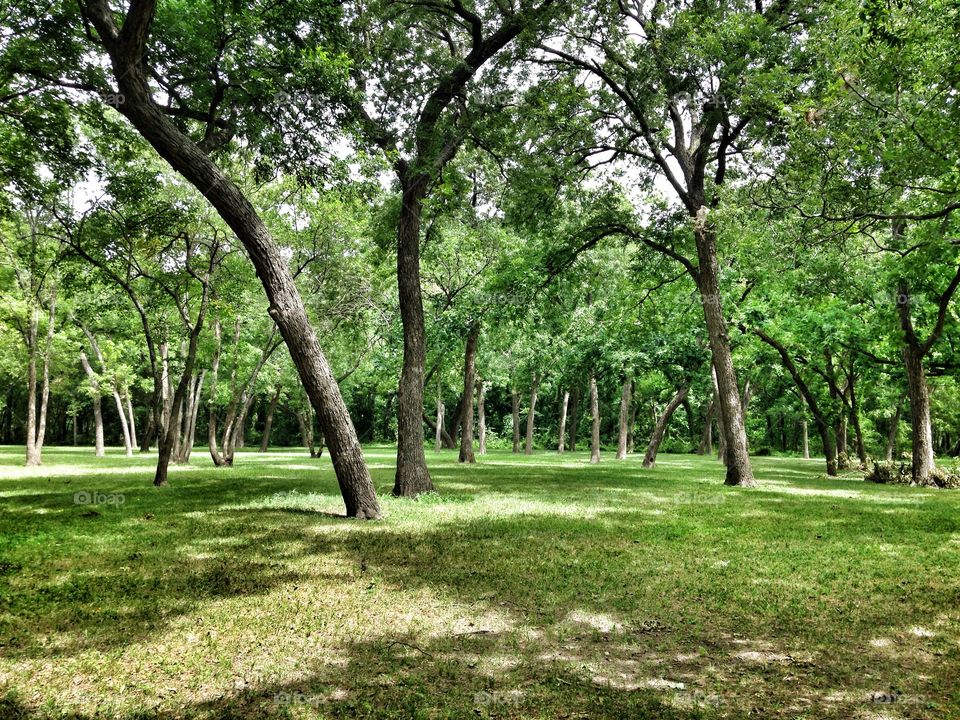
[0, 445, 958, 719]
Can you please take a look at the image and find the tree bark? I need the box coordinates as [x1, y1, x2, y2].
[801, 419, 810, 459]
[393, 177, 434, 496]
[698, 396, 715, 455]
[83, 0, 379, 517]
[903, 345, 935, 482]
[458, 324, 479, 464]
[616, 377, 632, 459]
[589, 375, 600, 464]
[511, 389, 521, 453]
[26, 292, 55, 466]
[79, 351, 105, 457]
[643, 386, 689, 468]
[695, 222, 754, 486]
[524, 373, 540, 455]
[752, 327, 838, 475]
[434, 398, 445, 452]
[259, 386, 281, 452]
[568, 384, 580, 452]
[125, 392, 138, 450]
[476, 379, 486, 455]
[711, 367, 727, 465]
[558, 390, 569, 453]
[885, 396, 904, 461]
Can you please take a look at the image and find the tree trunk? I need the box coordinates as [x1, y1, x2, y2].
[79, 351, 105, 458]
[125, 392, 138, 450]
[393, 177, 433, 496]
[885, 396, 904, 461]
[568, 385, 580, 452]
[802, 419, 810, 459]
[296, 406, 317, 458]
[903, 345, 935, 482]
[698, 397, 715, 455]
[848, 372, 867, 465]
[476, 380, 486, 455]
[524, 374, 540, 455]
[589, 375, 600, 464]
[83, 4, 379, 516]
[643, 386, 689, 468]
[616, 377, 632, 460]
[752, 327, 838, 475]
[511, 389, 521, 453]
[711, 367, 727, 465]
[627, 399, 638, 454]
[434, 398, 445, 452]
[458, 324, 479, 464]
[259, 386, 281, 452]
[695, 223, 755, 487]
[558, 390, 569, 453]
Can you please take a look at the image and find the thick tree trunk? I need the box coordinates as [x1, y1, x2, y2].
[476, 380, 486, 455]
[511, 389, 521, 453]
[84, 3, 379, 516]
[259, 387, 281, 452]
[903, 346, 935, 483]
[558, 390, 569, 453]
[525, 374, 540, 455]
[79, 351, 105, 458]
[643, 386, 689, 468]
[459, 325, 479, 464]
[616, 378, 632, 460]
[393, 178, 433, 496]
[589, 376, 600, 464]
[568, 385, 580, 452]
[695, 223, 754, 487]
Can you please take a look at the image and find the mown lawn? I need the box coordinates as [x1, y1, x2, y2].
[0, 445, 958, 719]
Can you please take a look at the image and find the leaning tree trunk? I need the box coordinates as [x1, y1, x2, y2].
[511, 389, 521, 453]
[752, 327, 838, 475]
[558, 390, 569, 453]
[695, 222, 755, 487]
[393, 177, 433, 496]
[524, 374, 540, 455]
[112, 388, 133, 456]
[459, 325, 479, 464]
[616, 377, 632, 460]
[80, 351, 105, 458]
[589, 376, 600, 464]
[476, 380, 486, 455]
[259, 386, 281, 452]
[643, 386, 689, 468]
[125, 392, 138, 450]
[84, 2, 379, 517]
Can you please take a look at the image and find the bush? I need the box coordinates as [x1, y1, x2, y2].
[865, 460, 960, 488]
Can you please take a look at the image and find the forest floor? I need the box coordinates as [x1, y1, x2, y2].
[0, 446, 958, 719]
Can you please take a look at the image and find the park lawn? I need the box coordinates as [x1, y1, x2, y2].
[0, 446, 958, 719]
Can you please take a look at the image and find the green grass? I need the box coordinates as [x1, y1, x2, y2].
[0, 445, 958, 719]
